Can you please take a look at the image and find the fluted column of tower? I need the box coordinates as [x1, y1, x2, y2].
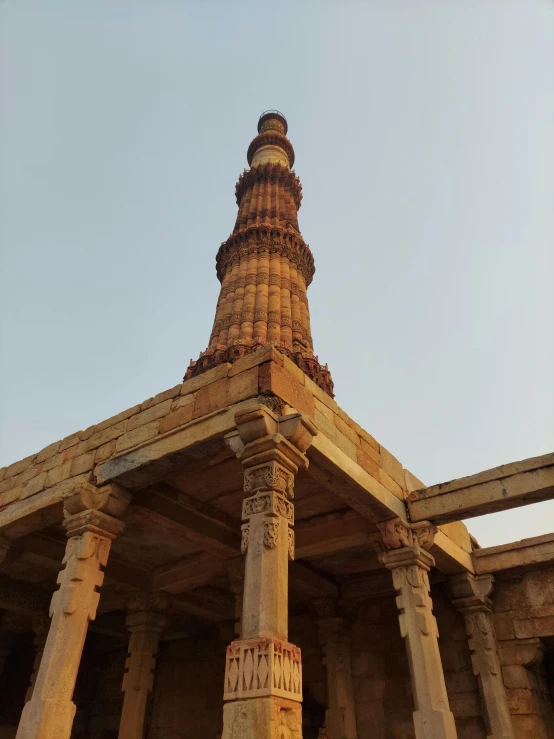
[185, 111, 334, 397]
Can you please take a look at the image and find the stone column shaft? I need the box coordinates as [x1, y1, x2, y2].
[222, 406, 316, 739]
[379, 520, 458, 739]
[16, 483, 130, 739]
[118, 605, 168, 739]
[450, 573, 515, 739]
[315, 602, 357, 739]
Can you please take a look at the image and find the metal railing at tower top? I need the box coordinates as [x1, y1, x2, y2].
[258, 110, 288, 134]
[259, 109, 287, 121]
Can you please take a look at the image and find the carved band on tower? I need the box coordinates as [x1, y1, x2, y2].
[185, 111, 334, 397]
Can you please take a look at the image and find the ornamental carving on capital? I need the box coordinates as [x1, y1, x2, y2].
[242, 491, 294, 523]
[263, 520, 280, 549]
[377, 519, 411, 551]
[377, 518, 437, 552]
[126, 591, 172, 616]
[244, 462, 295, 500]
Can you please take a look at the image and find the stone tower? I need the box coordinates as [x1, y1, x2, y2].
[185, 110, 334, 397]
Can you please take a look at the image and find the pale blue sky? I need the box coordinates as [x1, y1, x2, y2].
[1, 0, 553, 546]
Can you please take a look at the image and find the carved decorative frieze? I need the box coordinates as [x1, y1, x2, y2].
[224, 638, 302, 701]
[244, 462, 295, 500]
[242, 491, 294, 523]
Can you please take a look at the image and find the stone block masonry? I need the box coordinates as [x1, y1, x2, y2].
[0, 345, 454, 540]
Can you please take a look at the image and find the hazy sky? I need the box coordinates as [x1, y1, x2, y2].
[1, 1, 553, 547]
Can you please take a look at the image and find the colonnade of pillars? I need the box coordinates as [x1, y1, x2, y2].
[0, 406, 516, 739]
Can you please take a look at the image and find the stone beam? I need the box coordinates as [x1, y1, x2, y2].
[289, 562, 339, 599]
[473, 533, 554, 574]
[295, 510, 377, 559]
[307, 438, 473, 573]
[134, 484, 241, 558]
[94, 400, 260, 488]
[0, 575, 49, 615]
[408, 452, 554, 524]
[308, 434, 407, 521]
[173, 586, 234, 622]
[430, 528, 475, 575]
[153, 551, 229, 593]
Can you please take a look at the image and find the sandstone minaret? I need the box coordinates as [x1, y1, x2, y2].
[185, 110, 334, 397]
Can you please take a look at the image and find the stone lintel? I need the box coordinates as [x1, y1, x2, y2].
[408, 453, 554, 523]
[308, 434, 407, 521]
[473, 532, 554, 574]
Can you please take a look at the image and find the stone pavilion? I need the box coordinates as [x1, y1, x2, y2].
[0, 111, 553, 739]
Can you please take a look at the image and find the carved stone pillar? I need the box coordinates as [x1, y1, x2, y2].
[25, 616, 51, 702]
[16, 483, 131, 739]
[450, 573, 515, 739]
[314, 599, 357, 739]
[222, 405, 317, 739]
[118, 592, 170, 739]
[378, 519, 458, 739]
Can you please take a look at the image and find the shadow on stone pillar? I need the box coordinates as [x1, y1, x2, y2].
[377, 519, 458, 739]
[15, 482, 131, 739]
[314, 598, 358, 739]
[118, 592, 171, 739]
[450, 572, 515, 739]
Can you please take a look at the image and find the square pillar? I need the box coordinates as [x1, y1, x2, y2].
[314, 599, 358, 739]
[118, 593, 170, 739]
[16, 483, 131, 739]
[378, 519, 458, 739]
[450, 572, 515, 739]
[221, 406, 317, 739]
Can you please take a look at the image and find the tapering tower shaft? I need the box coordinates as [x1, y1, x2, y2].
[185, 111, 334, 397]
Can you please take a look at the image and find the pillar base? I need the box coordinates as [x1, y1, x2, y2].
[16, 698, 76, 739]
[413, 708, 457, 739]
[222, 696, 302, 739]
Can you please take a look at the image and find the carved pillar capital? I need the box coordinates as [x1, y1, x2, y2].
[63, 481, 132, 520]
[450, 572, 494, 612]
[126, 591, 172, 617]
[377, 517, 437, 553]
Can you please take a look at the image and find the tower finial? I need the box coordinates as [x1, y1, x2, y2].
[184, 113, 334, 397]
